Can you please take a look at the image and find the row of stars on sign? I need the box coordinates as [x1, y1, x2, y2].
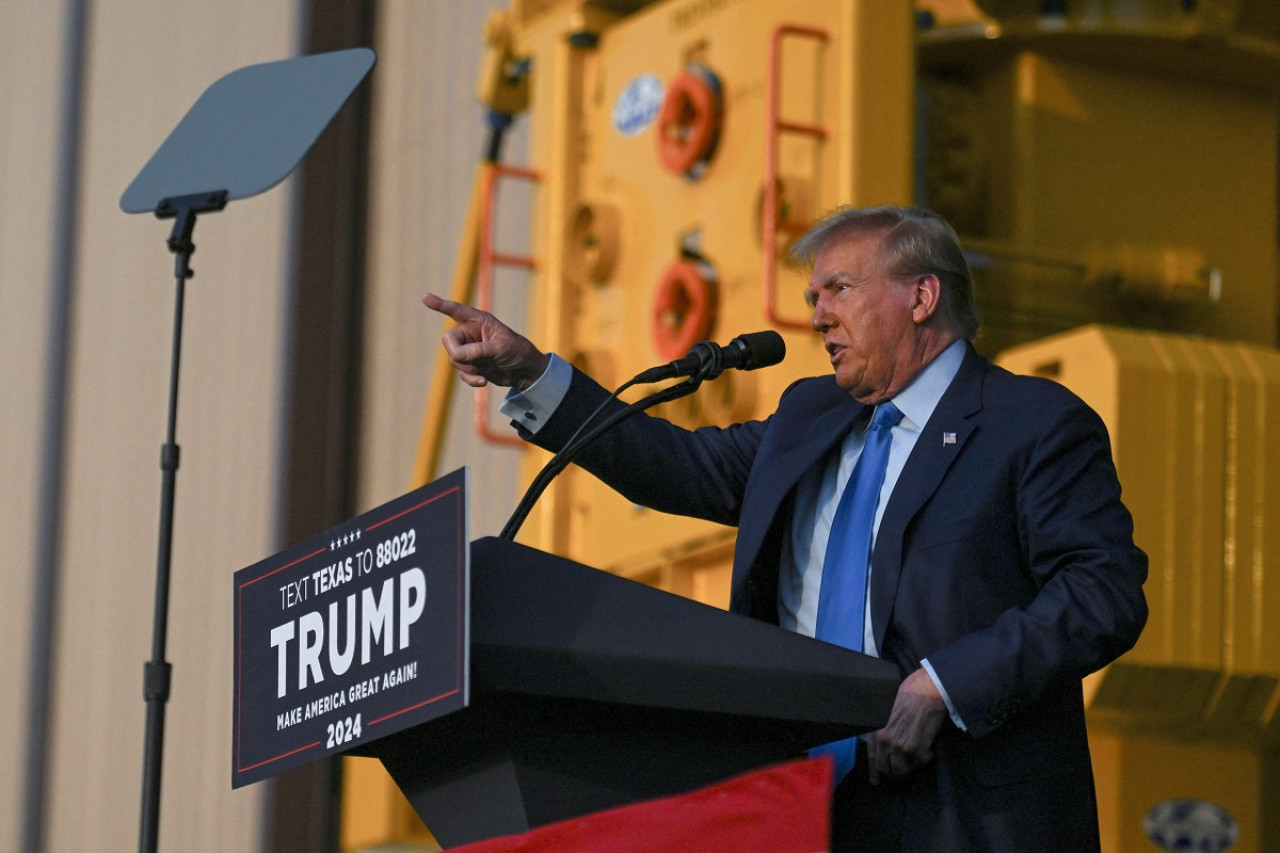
[330, 529, 363, 550]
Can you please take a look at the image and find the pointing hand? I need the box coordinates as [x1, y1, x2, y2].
[422, 293, 550, 390]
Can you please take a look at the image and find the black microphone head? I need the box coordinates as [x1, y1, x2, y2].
[730, 330, 786, 371]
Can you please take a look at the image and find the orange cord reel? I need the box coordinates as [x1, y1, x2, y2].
[652, 258, 718, 361]
[656, 64, 724, 179]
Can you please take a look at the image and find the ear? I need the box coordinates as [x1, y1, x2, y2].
[910, 274, 943, 324]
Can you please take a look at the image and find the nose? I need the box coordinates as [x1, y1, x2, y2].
[810, 294, 831, 333]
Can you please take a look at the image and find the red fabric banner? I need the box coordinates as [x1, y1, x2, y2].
[448, 757, 832, 853]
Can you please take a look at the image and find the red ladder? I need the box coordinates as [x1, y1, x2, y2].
[762, 23, 830, 331]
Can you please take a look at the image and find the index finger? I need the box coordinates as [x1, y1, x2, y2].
[421, 292, 481, 324]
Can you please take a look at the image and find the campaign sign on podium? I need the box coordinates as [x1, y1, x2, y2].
[232, 469, 468, 788]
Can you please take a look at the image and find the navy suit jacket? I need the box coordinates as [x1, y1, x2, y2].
[521, 343, 1148, 851]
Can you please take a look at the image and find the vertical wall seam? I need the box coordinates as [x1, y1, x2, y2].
[22, 1, 90, 852]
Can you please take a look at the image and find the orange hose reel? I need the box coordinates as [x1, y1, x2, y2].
[652, 259, 717, 361]
[656, 65, 723, 178]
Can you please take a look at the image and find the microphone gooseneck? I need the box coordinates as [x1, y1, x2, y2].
[500, 331, 787, 542]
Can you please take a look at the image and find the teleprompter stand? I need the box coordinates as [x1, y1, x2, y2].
[120, 47, 376, 853]
[136, 188, 227, 853]
[355, 537, 901, 848]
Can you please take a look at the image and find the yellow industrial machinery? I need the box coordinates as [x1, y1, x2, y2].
[428, 0, 919, 599]
[998, 326, 1280, 853]
[353, 1, 1280, 850]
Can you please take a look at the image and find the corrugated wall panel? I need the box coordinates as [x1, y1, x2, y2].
[0, 1, 302, 850]
[3, 2, 534, 850]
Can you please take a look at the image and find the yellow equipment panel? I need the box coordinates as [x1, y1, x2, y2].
[508, 0, 916, 583]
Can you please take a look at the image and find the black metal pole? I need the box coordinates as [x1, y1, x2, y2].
[138, 191, 226, 853]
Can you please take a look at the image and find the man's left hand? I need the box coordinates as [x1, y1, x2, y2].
[866, 667, 947, 784]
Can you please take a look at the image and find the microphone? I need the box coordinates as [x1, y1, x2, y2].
[635, 331, 786, 383]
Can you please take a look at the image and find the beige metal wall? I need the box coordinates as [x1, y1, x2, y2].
[4, 1, 530, 851]
[3, 1, 300, 850]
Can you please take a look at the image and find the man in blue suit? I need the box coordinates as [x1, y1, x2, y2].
[424, 205, 1148, 851]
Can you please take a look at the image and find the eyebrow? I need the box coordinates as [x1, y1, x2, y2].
[803, 270, 857, 307]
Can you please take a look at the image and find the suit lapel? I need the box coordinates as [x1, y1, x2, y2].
[731, 384, 862, 595]
[870, 345, 987, 651]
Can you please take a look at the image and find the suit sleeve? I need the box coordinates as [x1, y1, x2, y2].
[921, 393, 1149, 739]
[515, 365, 769, 527]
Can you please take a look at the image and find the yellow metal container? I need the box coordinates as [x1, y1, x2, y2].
[998, 324, 1280, 853]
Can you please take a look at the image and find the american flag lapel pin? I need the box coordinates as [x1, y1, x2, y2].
[942, 431, 956, 446]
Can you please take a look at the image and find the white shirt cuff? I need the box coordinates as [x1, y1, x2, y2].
[921, 658, 967, 732]
[498, 353, 572, 435]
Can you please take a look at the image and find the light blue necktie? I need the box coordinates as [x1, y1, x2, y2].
[811, 400, 902, 780]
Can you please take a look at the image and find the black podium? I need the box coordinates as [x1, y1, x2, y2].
[355, 537, 900, 848]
